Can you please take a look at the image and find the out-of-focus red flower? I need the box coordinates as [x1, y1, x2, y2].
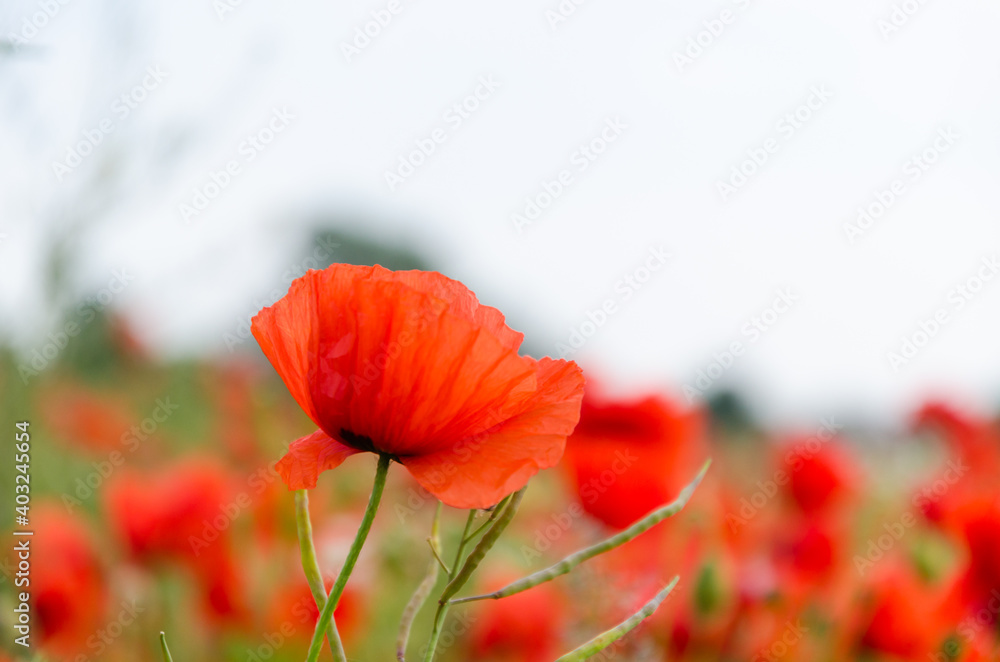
[205, 361, 264, 466]
[913, 402, 997, 531]
[251, 264, 585, 509]
[561, 390, 706, 529]
[105, 459, 233, 560]
[266, 579, 365, 649]
[961, 501, 1000, 589]
[23, 505, 108, 660]
[915, 402, 1000, 469]
[655, 538, 741, 660]
[950, 635, 997, 662]
[467, 574, 567, 662]
[40, 385, 133, 453]
[783, 519, 836, 578]
[784, 441, 858, 515]
[950, 495, 1000, 606]
[856, 562, 942, 659]
[103, 459, 248, 624]
[725, 602, 811, 662]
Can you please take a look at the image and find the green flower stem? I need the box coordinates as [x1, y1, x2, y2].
[396, 502, 443, 662]
[423, 487, 527, 662]
[464, 493, 511, 543]
[294, 490, 347, 662]
[422, 602, 450, 662]
[450, 509, 479, 579]
[426, 536, 451, 576]
[159, 632, 174, 662]
[553, 577, 680, 662]
[440, 486, 527, 603]
[421, 509, 478, 662]
[448, 460, 710, 606]
[305, 454, 391, 662]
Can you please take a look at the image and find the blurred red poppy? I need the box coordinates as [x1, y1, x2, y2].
[561, 390, 706, 529]
[856, 562, 942, 659]
[913, 402, 998, 530]
[40, 385, 134, 453]
[951, 495, 1000, 606]
[251, 264, 585, 509]
[915, 402, 1000, 471]
[104, 459, 248, 623]
[26, 505, 108, 660]
[467, 573, 567, 662]
[267, 579, 365, 649]
[784, 440, 858, 515]
[206, 361, 265, 465]
[782, 519, 836, 579]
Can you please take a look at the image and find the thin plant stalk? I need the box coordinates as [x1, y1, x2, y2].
[396, 502, 443, 662]
[423, 487, 527, 662]
[464, 493, 511, 543]
[440, 486, 527, 603]
[449, 460, 710, 606]
[158, 632, 174, 662]
[450, 509, 479, 579]
[426, 537, 451, 575]
[294, 489, 347, 662]
[420, 509, 477, 662]
[304, 454, 391, 662]
[553, 577, 680, 662]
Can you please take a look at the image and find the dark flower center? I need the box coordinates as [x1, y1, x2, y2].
[340, 428, 378, 453]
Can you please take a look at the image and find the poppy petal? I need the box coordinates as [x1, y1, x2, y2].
[275, 429, 362, 490]
[335, 279, 540, 456]
[402, 358, 585, 509]
[389, 270, 524, 350]
[251, 273, 328, 426]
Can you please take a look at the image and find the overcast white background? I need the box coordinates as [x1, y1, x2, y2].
[2, 0, 1000, 425]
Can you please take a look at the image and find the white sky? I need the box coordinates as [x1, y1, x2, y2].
[3, 0, 1000, 425]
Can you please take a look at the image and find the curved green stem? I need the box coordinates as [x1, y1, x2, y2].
[397, 502, 442, 662]
[159, 632, 174, 662]
[464, 493, 511, 543]
[294, 490, 347, 662]
[421, 509, 478, 662]
[554, 577, 680, 661]
[440, 486, 526, 603]
[424, 487, 527, 662]
[427, 536, 451, 576]
[449, 460, 710, 606]
[423, 603, 449, 662]
[450, 509, 479, 580]
[305, 454, 391, 662]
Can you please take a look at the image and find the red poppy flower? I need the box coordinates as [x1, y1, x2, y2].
[24, 505, 108, 660]
[775, 515, 847, 581]
[251, 265, 585, 509]
[857, 563, 940, 658]
[916, 402, 1000, 474]
[467, 572, 567, 662]
[103, 459, 249, 623]
[784, 441, 858, 515]
[267, 580, 365, 649]
[206, 361, 265, 464]
[40, 385, 134, 453]
[561, 390, 706, 529]
[105, 459, 236, 562]
[952, 495, 1000, 601]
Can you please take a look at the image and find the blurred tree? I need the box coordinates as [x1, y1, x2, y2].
[705, 389, 758, 438]
[307, 225, 432, 273]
